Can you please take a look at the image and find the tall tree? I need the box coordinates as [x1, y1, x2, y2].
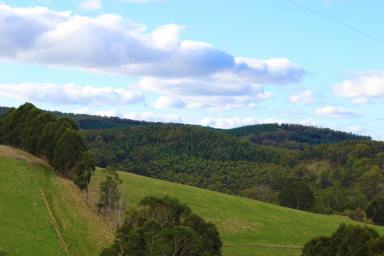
[279, 180, 314, 210]
[97, 171, 125, 226]
[367, 198, 384, 225]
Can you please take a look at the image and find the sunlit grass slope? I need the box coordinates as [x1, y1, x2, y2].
[91, 168, 384, 256]
[0, 146, 113, 256]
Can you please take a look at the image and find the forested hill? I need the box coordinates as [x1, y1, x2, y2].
[226, 123, 371, 149]
[83, 124, 291, 168]
[53, 112, 150, 129]
[2, 104, 384, 222]
[0, 106, 150, 130]
[0, 105, 369, 146]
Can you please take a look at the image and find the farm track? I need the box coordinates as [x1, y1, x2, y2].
[40, 190, 70, 256]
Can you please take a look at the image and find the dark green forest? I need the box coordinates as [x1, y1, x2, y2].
[82, 123, 384, 220]
[226, 123, 370, 149]
[1, 104, 384, 224]
[0, 106, 149, 130]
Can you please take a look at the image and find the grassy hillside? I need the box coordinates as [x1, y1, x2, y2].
[90, 169, 384, 256]
[2, 145, 384, 256]
[0, 146, 113, 256]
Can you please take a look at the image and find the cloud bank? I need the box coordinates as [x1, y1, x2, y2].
[0, 83, 144, 105]
[0, 4, 306, 109]
[0, 4, 305, 82]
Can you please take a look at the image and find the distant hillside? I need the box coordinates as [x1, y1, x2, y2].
[53, 111, 151, 130]
[83, 123, 384, 217]
[0, 106, 150, 130]
[226, 123, 371, 149]
[1, 105, 369, 146]
[84, 124, 288, 166]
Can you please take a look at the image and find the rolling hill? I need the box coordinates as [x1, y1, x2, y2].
[90, 168, 384, 256]
[2, 145, 384, 256]
[0, 146, 113, 256]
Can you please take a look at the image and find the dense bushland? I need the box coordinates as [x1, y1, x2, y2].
[83, 124, 384, 221]
[0, 103, 94, 190]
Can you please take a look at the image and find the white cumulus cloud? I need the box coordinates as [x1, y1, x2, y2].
[0, 4, 305, 83]
[79, 0, 102, 11]
[0, 4, 307, 111]
[0, 83, 144, 105]
[334, 73, 384, 104]
[154, 96, 185, 109]
[140, 77, 273, 110]
[315, 105, 359, 118]
[288, 90, 316, 105]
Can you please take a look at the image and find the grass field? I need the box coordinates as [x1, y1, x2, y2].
[90, 168, 384, 256]
[2, 145, 384, 256]
[0, 146, 113, 256]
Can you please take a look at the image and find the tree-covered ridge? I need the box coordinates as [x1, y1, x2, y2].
[0, 103, 94, 190]
[83, 125, 291, 167]
[0, 106, 150, 130]
[226, 123, 371, 149]
[54, 112, 151, 130]
[83, 124, 384, 221]
[1, 105, 370, 147]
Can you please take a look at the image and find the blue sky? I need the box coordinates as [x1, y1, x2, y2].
[0, 0, 383, 139]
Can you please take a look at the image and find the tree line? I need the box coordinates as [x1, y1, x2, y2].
[0, 103, 94, 190]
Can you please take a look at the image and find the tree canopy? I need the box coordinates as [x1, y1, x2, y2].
[367, 198, 384, 225]
[0, 103, 94, 190]
[101, 196, 222, 256]
[302, 223, 384, 256]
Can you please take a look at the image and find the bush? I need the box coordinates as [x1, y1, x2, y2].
[367, 198, 384, 225]
[101, 196, 222, 256]
[279, 180, 314, 210]
[302, 223, 383, 256]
